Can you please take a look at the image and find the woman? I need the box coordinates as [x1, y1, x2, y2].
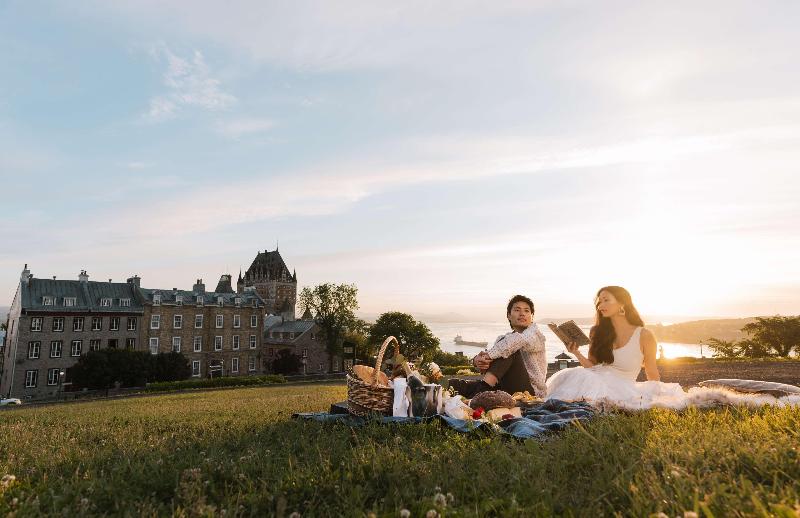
[546, 286, 686, 409]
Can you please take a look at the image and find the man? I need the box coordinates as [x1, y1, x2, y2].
[450, 294, 547, 398]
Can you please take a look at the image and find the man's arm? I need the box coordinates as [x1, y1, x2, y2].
[485, 324, 545, 359]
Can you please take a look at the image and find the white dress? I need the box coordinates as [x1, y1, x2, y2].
[545, 327, 800, 410]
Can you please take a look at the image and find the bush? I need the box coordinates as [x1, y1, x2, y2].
[70, 349, 191, 389]
[145, 375, 286, 392]
[270, 349, 303, 375]
[430, 349, 471, 366]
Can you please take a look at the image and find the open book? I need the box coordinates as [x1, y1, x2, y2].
[547, 320, 590, 347]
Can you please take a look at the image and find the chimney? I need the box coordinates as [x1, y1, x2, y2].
[78, 270, 89, 283]
[126, 275, 141, 287]
[21, 264, 30, 285]
[193, 278, 206, 293]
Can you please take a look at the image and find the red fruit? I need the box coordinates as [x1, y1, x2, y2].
[472, 407, 485, 419]
[502, 414, 514, 421]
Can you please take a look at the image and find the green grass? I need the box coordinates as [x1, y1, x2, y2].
[1, 383, 799, 517]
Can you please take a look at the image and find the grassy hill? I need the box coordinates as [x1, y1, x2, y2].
[1, 383, 799, 516]
[647, 317, 757, 343]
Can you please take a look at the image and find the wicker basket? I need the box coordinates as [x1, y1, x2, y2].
[346, 336, 400, 416]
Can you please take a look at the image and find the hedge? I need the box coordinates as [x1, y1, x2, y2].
[145, 374, 286, 392]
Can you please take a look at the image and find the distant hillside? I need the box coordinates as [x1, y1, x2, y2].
[0, 306, 8, 323]
[646, 318, 756, 344]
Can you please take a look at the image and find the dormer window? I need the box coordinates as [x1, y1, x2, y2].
[252, 299, 257, 307]
[217, 297, 224, 307]
[235, 297, 241, 307]
[43, 296, 53, 306]
[153, 294, 161, 305]
[100, 298, 112, 307]
[196, 295, 204, 306]
[175, 295, 183, 306]
[64, 297, 76, 307]
[120, 298, 131, 307]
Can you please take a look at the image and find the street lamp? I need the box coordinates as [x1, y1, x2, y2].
[58, 369, 65, 401]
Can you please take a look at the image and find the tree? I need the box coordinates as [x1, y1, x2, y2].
[70, 350, 191, 389]
[367, 312, 440, 361]
[703, 338, 739, 358]
[152, 352, 192, 381]
[299, 283, 360, 367]
[741, 316, 800, 357]
[271, 349, 302, 374]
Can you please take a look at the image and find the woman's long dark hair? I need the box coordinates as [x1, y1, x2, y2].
[589, 286, 645, 365]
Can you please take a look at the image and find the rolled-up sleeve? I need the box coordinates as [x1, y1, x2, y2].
[486, 324, 546, 359]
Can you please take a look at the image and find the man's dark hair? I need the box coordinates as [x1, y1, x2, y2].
[506, 294, 534, 316]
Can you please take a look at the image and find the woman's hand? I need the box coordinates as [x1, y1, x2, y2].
[566, 341, 579, 354]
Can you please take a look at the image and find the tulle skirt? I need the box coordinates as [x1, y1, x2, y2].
[545, 366, 800, 410]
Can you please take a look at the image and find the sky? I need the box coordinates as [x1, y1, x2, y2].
[1, 1, 799, 322]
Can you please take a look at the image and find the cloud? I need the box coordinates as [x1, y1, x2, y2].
[143, 45, 236, 122]
[215, 117, 275, 139]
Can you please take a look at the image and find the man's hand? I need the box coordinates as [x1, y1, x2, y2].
[472, 351, 492, 372]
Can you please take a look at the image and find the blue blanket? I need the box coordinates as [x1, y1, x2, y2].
[293, 399, 595, 439]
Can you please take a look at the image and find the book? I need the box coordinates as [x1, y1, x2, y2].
[547, 320, 590, 347]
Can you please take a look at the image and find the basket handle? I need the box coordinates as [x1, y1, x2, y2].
[372, 336, 400, 386]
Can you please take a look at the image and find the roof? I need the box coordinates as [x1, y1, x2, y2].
[138, 287, 265, 307]
[266, 320, 315, 334]
[243, 249, 295, 283]
[20, 278, 143, 313]
[555, 352, 572, 360]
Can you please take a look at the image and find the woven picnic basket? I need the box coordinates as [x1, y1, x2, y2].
[346, 336, 400, 416]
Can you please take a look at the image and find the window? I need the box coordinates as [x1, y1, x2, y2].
[91, 317, 102, 331]
[52, 317, 64, 332]
[196, 295, 204, 306]
[90, 339, 101, 351]
[269, 331, 275, 339]
[43, 296, 53, 306]
[31, 317, 43, 332]
[217, 297, 224, 307]
[101, 298, 112, 307]
[194, 315, 203, 328]
[252, 299, 257, 308]
[73, 317, 84, 332]
[64, 297, 76, 307]
[232, 335, 240, 350]
[311, 333, 315, 340]
[249, 335, 257, 349]
[290, 332, 296, 339]
[71, 340, 82, 357]
[176, 295, 183, 306]
[302, 348, 308, 358]
[25, 370, 38, 388]
[127, 317, 137, 331]
[268, 348, 274, 357]
[108, 338, 118, 349]
[193, 336, 202, 352]
[153, 294, 161, 305]
[319, 362, 324, 372]
[215, 315, 223, 328]
[48, 368, 59, 386]
[110, 317, 120, 331]
[231, 357, 239, 373]
[149, 338, 159, 355]
[192, 360, 201, 377]
[250, 315, 257, 328]
[233, 314, 240, 328]
[50, 341, 62, 358]
[333, 357, 341, 372]
[126, 338, 136, 350]
[172, 337, 181, 353]
[173, 315, 183, 329]
[248, 357, 256, 372]
[214, 336, 223, 351]
[27, 341, 40, 359]
[150, 315, 160, 329]
[120, 298, 131, 307]
[235, 298, 241, 307]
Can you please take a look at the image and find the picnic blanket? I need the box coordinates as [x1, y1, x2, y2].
[293, 398, 595, 440]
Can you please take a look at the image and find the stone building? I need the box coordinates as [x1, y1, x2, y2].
[263, 312, 344, 374]
[0, 266, 143, 400]
[237, 248, 297, 320]
[139, 276, 267, 379]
